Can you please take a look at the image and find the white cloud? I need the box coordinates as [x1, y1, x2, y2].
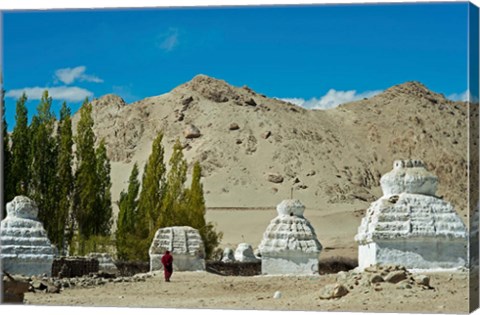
[54, 66, 103, 85]
[280, 89, 383, 109]
[6, 86, 93, 102]
[157, 28, 179, 52]
[447, 90, 478, 102]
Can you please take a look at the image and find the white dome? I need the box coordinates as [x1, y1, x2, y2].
[380, 159, 438, 196]
[6, 195, 39, 220]
[276, 199, 305, 217]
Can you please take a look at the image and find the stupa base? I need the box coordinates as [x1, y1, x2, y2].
[261, 253, 319, 275]
[150, 254, 205, 272]
[358, 239, 467, 270]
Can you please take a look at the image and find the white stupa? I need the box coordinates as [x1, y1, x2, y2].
[234, 243, 259, 262]
[355, 159, 468, 270]
[149, 226, 205, 272]
[0, 196, 56, 276]
[258, 199, 322, 275]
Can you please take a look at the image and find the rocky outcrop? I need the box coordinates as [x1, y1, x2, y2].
[1, 196, 56, 276]
[149, 226, 205, 272]
[258, 199, 322, 275]
[355, 160, 468, 270]
[322, 264, 433, 300]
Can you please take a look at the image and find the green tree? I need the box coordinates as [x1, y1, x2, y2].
[135, 132, 166, 260]
[56, 102, 74, 253]
[163, 139, 188, 227]
[137, 132, 166, 234]
[11, 93, 30, 196]
[2, 91, 14, 217]
[30, 91, 59, 244]
[94, 138, 113, 236]
[72, 99, 98, 253]
[185, 161, 222, 259]
[116, 163, 140, 260]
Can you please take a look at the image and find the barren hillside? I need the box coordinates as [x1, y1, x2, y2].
[72, 75, 469, 222]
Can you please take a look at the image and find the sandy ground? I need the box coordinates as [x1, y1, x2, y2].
[24, 270, 470, 313]
[22, 206, 473, 313]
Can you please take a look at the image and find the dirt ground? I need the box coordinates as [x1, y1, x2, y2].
[23, 270, 470, 313]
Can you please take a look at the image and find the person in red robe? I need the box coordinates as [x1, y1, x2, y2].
[161, 250, 173, 282]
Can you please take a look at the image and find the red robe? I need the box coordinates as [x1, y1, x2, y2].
[161, 253, 173, 281]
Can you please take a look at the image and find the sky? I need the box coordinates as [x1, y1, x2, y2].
[1, 2, 472, 130]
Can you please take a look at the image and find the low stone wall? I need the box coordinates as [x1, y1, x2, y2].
[318, 256, 358, 275]
[52, 257, 99, 278]
[114, 261, 150, 277]
[206, 261, 261, 276]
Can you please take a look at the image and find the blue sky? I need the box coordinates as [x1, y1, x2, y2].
[2, 2, 471, 129]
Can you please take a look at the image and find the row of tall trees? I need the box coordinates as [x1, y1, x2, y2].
[3, 91, 221, 260]
[2, 92, 112, 255]
[116, 134, 222, 261]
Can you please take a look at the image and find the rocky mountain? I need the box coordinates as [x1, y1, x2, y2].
[72, 75, 469, 220]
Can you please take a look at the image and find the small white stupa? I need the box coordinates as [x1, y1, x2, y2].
[149, 226, 205, 272]
[258, 199, 322, 275]
[355, 159, 468, 270]
[221, 247, 235, 263]
[234, 243, 259, 262]
[0, 196, 56, 276]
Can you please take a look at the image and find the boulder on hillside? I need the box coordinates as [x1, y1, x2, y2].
[229, 123, 240, 131]
[184, 124, 201, 139]
[245, 98, 257, 106]
[182, 96, 194, 106]
[261, 131, 272, 139]
[267, 173, 284, 184]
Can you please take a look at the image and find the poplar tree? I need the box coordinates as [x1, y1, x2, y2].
[185, 161, 206, 226]
[73, 100, 98, 245]
[185, 161, 222, 259]
[94, 138, 113, 236]
[2, 97, 14, 217]
[116, 162, 140, 260]
[11, 93, 30, 196]
[137, 132, 166, 234]
[30, 91, 59, 242]
[135, 132, 166, 260]
[56, 102, 74, 253]
[72, 100, 113, 255]
[162, 139, 188, 227]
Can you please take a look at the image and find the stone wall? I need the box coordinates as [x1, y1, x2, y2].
[52, 257, 99, 278]
[206, 261, 261, 276]
[114, 261, 150, 277]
